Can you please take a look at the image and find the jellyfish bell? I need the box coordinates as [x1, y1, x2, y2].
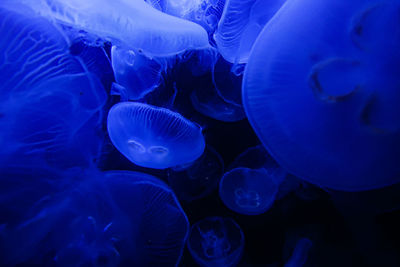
[187, 217, 244, 267]
[219, 167, 281, 215]
[215, 0, 286, 64]
[168, 145, 224, 202]
[111, 45, 166, 100]
[284, 238, 313, 267]
[3, 0, 210, 57]
[107, 102, 205, 169]
[242, 0, 400, 191]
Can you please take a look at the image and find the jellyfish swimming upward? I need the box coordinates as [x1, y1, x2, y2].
[107, 102, 205, 169]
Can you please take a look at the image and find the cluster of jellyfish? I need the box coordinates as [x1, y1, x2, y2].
[0, 0, 399, 266]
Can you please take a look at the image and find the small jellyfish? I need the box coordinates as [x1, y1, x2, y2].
[168, 145, 224, 202]
[111, 45, 167, 100]
[284, 238, 313, 267]
[190, 82, 245, 122]
[219, 167, 281, 215]
[187, 217, 244, 267]
[215, 0, 286, 63]
[107, 102, 205, 169]
[242, 0, 400, 191]
[0, 7, 107, 169]
[4, 0, 210, 57]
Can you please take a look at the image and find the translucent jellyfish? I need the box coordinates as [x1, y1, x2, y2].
[111, 45, 167, 100]
[212, 56, 244, 106]
[0, 169, 189, 267]
[168, 145, 224, 202]
[2, 0, 209, 57]
[0, 7, 107, 169]
[187, 217, 244, 267]
[219, 167, 281, 215]
[284, 238, 313, 267]
[242, 0, 400, 191]
[107, 102, 205, 169]
[215, 0, 286, 64]
[191, 82, 245, 122]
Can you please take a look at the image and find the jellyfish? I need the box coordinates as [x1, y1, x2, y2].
[242, 0, 400, 191]
[187, 217, 244, 267]
[191, 82, 245, 122]
[0, 7, 107, 169]
[284, 238, 313, 267]
[111, 45, 167, 100]
[107, 101, 205, 169]
[219, 167, 282, 215]
[1, 169, 189, 267]
[168, 145, 224, 202]
[2, 0, 210, 57]
[215, 0, 286, 64]
[212, 55, 243, 107]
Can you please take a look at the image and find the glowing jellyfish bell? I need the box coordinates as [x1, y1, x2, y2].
[111, 45, 166, 100]
[284, 238, 313, 267]
[242, 0, 400, 191]
[107, 102, 205, 169]
[215, 0, 286, 64]
[219, 167, 282, 215]
[4, 0, 209, 57]
[187, 217, 244, 267]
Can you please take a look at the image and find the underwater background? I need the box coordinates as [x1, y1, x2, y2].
[0, 0, 399, 266]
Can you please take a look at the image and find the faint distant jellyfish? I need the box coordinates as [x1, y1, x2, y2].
[168, 145, 224, 202]
[2, 0, 210, 57]
[0, 6, 107, 169]
[111, 45, 166, 100]
[190, 81, 245, 122]
[215, 0, 286, 63]
[107, 102, 205, 169]
[103, 171, 189, 266]
[242, 0, 400, 190]
[219, 167, 281, 215]
[284, 238, 313, 267]
[187, 217, 244, 267]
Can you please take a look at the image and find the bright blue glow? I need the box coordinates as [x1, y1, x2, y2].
[215, 0, 286, 64]
[242, 0, 400, 191]
[219, 167, 280, 215]
[187, 217, 244, 267]
[107, 101, 205, 169]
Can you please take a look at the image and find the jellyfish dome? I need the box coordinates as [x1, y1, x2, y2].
[219, 167, 281, 215]
[242, 0, 400, 191]
[107, 101, 205, 169]
[284, 238, 313, 267]
[187, 216, 244, 267]
[2, 0, 210, 57]
[215, 0, 286, 64]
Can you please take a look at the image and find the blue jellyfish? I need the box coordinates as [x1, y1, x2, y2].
[111, 45, 167, 100]
[4, 0, 210, 57]
[242, 0, 400, 191]
[103, 171, 189, 266]
[212, 55, 243, 107]
[0, 7, 107, 169]
[191, 82, 245, 122]
[168, 145, 224, 202]
[107, 102, 205, 169]
[215, 0, 286, 64]
[284, 238, 313, 267]
[187, 217, 244, 267]
[219, 167, 282, 215]
[0, 169, 189, 267]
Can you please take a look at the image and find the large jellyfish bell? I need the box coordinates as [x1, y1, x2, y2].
[219, 167, 283, 215]
[187, 217, 244, 267]
[242, 0, 400, 191]
[107, 102, 205, 169]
